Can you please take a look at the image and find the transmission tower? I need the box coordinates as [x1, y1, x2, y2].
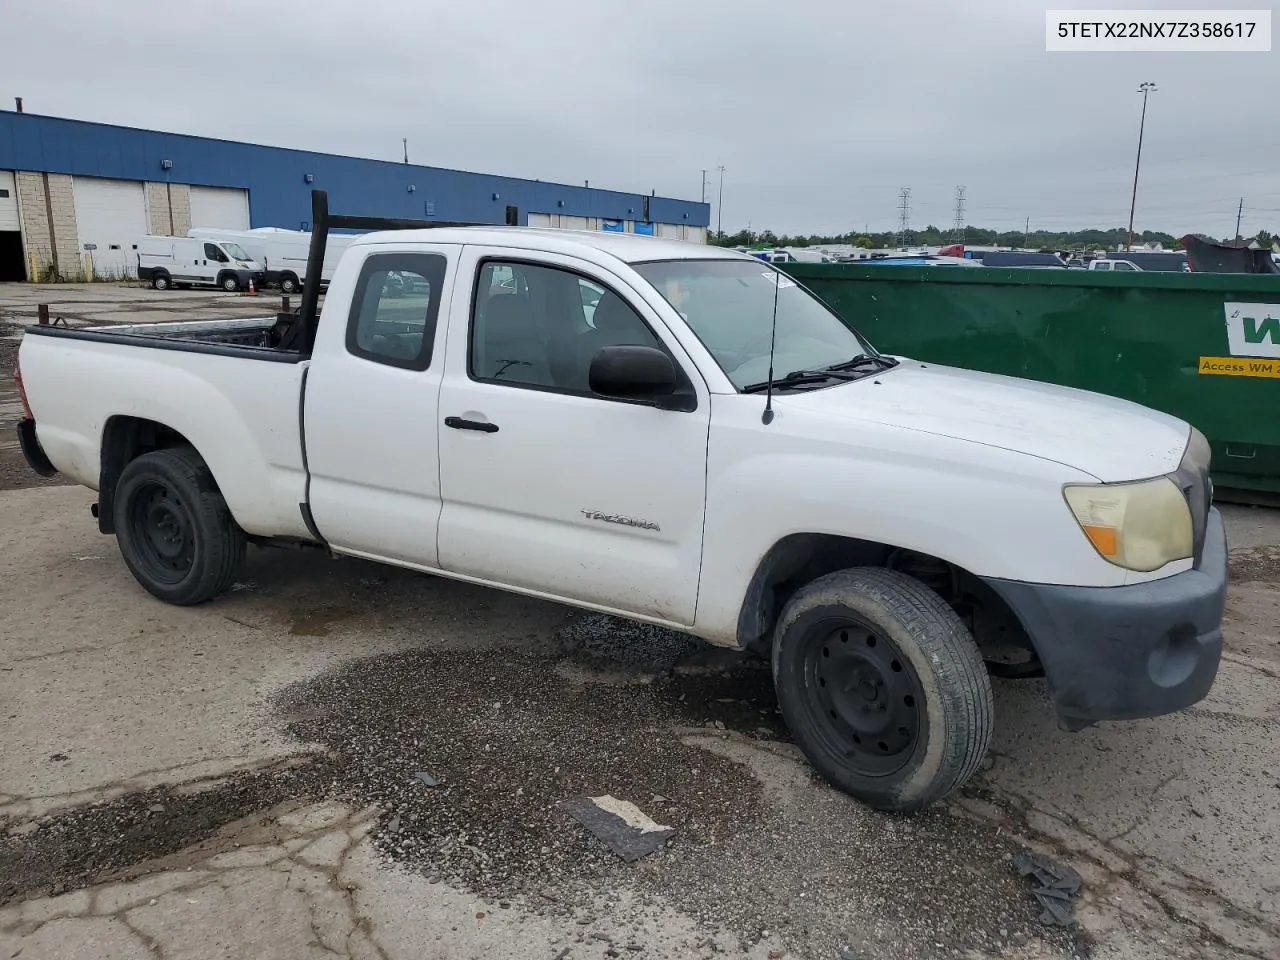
[897, 188, 911, 248]
[952, 186, 967, 242]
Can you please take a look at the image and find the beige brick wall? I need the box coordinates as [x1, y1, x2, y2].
[15, 171, 52, 278]
[144, 182, 192, 236]
[46, 174, 80, 279]
[169, 184, 191, 236]
[15, 172, 77, 280]
[146, 182, 173, 235]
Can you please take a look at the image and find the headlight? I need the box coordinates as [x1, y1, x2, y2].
[1063, 477, 1192, 572]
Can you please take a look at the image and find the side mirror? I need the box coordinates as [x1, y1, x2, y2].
[589, 345, 692, 410]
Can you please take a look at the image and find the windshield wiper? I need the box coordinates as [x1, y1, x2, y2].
[741, 369, 860, 394]
[824, 353, 899, 373]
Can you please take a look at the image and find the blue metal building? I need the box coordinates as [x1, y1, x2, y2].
[0, 109, 710, 282]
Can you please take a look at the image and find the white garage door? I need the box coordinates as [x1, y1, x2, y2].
[189, 186, 250, 230]
[657, 223, 684, 241]
[527, 213, 554, 229]
[0, 171, 18, 232]
[73, 177, 147, 278]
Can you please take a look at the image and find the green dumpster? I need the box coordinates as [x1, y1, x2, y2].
[782, 263, 1280, 499]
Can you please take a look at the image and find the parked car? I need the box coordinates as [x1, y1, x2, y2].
[15, 203, 1225, 813]
[136, 236, 264, 292]
[1088, 259, 1143, 272]
[1066, 258, 1087, 269]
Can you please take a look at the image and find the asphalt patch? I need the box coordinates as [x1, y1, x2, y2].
[0, 759, 334, 904]
[1229, 545, 1280, 583]
[274, 620, 1090, 960]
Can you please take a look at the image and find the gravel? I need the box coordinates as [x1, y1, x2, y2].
[273, 615, 1090, 960]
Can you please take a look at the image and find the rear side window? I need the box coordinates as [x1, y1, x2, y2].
[346, 253, 447, 370]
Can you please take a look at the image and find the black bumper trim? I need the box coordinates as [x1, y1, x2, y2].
[983, 508, 1226, 726]
[17, 419, 58, 477]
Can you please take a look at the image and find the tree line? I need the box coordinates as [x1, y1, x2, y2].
[710, 225, 1277, 251]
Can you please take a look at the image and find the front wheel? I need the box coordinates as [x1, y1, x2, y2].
[221, 275, 240, 292]
[113, 447, 246, 605]
[772, 568, 993, 812]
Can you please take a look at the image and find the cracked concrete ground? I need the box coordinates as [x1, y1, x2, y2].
[2, 485, 1277, 959]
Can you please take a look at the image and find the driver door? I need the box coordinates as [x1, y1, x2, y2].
[436, 248, 711, 625]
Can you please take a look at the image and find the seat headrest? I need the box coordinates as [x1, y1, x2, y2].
[485, 295, 528, 334]
[592, 293, 637, 334]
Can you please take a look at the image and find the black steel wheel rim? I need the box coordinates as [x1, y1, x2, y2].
[801, 615, 926, 777]
[128, 480, 196, 584]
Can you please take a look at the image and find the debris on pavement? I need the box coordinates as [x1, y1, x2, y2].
[1012, 850, 1083, 926]
[558, 794, 675, 861]
[414, 771, 441, 788]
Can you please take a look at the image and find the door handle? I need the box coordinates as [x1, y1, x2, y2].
[444, 416, 498, 433]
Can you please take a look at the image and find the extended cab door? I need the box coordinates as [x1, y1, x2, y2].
[303, 243, 455, 565]
[435, 248, 711, 625]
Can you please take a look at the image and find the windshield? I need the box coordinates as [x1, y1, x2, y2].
[633, 259, 876, 390]
[221, 242, 251, 261]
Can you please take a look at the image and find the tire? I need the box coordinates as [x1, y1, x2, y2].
[112, 447, 246, 606]
[772, 568, 993, 812]
[221, 274, 240, 292]
[279, 274, 299, 294]
[153, 273, 171, 291]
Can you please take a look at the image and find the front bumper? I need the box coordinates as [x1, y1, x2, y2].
[17, 418, 58, 477]
[984, 507, 1227, 727]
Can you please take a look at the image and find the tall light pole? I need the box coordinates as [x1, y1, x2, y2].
[1126, 81, 1157, 251]
[716, 165, 726, 238]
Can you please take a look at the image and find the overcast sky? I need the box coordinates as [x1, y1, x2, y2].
[4, 0, 1278, 237]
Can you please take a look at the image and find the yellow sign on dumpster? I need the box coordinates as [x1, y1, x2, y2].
[1198, 356, 1280, 378]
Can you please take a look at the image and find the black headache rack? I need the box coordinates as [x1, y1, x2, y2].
[278, 189, 520, 354]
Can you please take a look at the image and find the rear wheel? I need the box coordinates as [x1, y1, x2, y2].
[113, 447, 246, 605]
[279, 273, 299, 294]
[152, 272, 171, 291]
[772, 568, 993, 812]
[221, 274, 240, 292]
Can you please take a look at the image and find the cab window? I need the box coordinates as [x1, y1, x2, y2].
[470, 260, 663, 394]
[345, 253, 447, 370]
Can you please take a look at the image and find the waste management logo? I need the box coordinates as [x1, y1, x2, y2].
[1199, 302, 1280, 378]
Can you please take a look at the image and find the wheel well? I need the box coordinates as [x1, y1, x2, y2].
[736, 533, 1039, 674]
[98, 416, 195, 534]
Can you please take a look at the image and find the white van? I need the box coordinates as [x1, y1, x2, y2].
[188, 227, 354, 293]
[137, 236, 264, 292]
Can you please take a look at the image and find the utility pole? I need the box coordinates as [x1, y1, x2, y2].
[897, 188, 911, 248]
[701, 169, 707, 204]
[716, 166, 725, 237]
[1024, 216, 1030, 249]
[1235, 197, 1244, 240]
[402, 138, 409, 164]
[952, 185, 967, 243]
[1126, 81, 1157, 251]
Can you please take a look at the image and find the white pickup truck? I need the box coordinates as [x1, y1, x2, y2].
[13, 196, 1226, 811]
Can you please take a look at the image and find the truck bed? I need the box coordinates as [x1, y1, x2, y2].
[18, 315, 313, 539]
[25, 316, 306, 361]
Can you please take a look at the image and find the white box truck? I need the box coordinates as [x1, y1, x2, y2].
[188, 227, 354, 293]
[136, 236, 264, 292]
